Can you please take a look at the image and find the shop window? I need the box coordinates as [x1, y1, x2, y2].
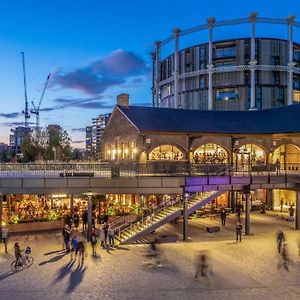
[192, 144, 228, 164]
[149, 145, 183, 160]
[216, 88, 239, 101]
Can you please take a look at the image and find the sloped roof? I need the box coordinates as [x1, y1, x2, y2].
[117, 104, 300, 134]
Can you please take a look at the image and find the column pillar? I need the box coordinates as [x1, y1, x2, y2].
[87, 193, 93, 241]
[154, 41, 161, 107]
[296, 191, 300, 230]
[183, 193, 189, 241]
[207, 17, 215, 110]
[69, 194, 74, 214]
[287, 15, 296, 106]
[250, 12, 258, 110]
[173, 28, 181, 108]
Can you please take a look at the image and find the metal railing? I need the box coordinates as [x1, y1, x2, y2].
[0, 162, 299, 178]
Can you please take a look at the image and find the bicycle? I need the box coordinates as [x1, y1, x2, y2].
[11, 246, 34, 272]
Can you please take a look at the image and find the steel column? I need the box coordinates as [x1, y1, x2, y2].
[173, 29, 181, 108]
[207, 17, 215, 110]
[183, 193, 189, 241]
[287, 15, 296, 105]
[245, 192, 251, 235]
[250, 12, 258, 110]
[155, 41, 161, 107]
[87, 193, 93, 241]
[296, 191, 300, 230]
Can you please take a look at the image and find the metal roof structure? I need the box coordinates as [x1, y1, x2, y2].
[117, 104, 300, 135]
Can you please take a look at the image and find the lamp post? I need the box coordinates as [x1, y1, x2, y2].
[183, 192, 189, 241]
[85, 191, 94, 241]
[243, 185, 251, 235]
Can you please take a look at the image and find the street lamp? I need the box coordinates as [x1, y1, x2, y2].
[183, 192, 189, 241]
[85, 191, 94, 241]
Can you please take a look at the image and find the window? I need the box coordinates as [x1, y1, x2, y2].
[272, 72, 280, 85]
[215, 46, 236, 58]
[199, 75, 205, 88]
[216, 88, 239, 101]
[247, 87, 262, 109]
[271, 56, 280, 65]
[214, 59, 236, 67]
[293, 76, 300, 90]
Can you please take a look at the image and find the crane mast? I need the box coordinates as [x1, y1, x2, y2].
[21, 52, 30, 128]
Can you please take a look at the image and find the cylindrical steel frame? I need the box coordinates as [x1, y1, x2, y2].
[153, 13, 300, 110]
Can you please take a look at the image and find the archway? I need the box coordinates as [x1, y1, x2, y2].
[235, 144, 266, 171]
[191, 144, 228, 163]
[272, 144, 300, 170]
[149, 145, 184, 161]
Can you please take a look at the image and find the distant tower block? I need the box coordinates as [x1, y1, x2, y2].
[117, 93, 129, 106]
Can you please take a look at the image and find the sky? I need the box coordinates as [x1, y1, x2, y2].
[0, 0, 300, 148]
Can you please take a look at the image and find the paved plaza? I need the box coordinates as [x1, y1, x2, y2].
[1, 213, 300, 300]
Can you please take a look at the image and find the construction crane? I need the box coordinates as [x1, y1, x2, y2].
[30, 73, 51, 132]
[21, 52, 30, 128]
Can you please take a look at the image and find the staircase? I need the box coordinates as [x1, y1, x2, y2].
[114, 191, 224, 245]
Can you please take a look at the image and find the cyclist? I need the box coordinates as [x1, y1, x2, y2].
[14, 242, 23, 264]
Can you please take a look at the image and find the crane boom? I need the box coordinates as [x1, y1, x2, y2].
[37, 73, 51, 110]
[21, 52, 30, 128]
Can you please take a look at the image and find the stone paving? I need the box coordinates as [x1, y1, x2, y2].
[0, 212, 300, 300]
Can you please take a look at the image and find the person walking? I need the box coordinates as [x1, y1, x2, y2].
[90, 230, 98, 256]
[99, 225, 106, 248]
[2, 226, 8, 253]
[108, 225, 115, 247]
[63, 224, 71, 252]
[220, 209, 227, 226]
[235, 221, 242, 242]
[73, 212, 80, 229]
[82, 209, 88, 231]
[194, 252, 209, 278]
[277, 229, 285, 253]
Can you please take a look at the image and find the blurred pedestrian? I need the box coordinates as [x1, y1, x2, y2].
[73, 211, 80, 229]
[278, 242, 289, 271]
[1, 226, 8, 253]
[90, 230, 98, 256]
[99, 225, 106, 247]
[63, 224, 71, 252]
[108, 225, 115, 247]
[76, 240, 85, 267]
[235, 221, 242, 242]
[150, 241, 162, 267]
[220, 209, 227, 226]
[277, 229, 285, 253]
[194, 252, 210, 278]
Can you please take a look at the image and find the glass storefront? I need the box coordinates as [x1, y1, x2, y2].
[192, 144, 228, 164]
[149, 145, 184, 160]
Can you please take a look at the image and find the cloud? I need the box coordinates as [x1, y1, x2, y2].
[0, 112, 21, 119]
[52, 96, 113, 110]
[1, 121, 35, 127]
[51, 49, 150, 96]
[71, 128, 86, 132]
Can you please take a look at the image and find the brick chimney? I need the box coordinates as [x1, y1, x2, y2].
[117, 93, 129, 106]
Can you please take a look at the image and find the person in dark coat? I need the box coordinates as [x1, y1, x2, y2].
[73, 212, 80, 228]
[235, 221, 242, 242]
[220, 209, 227, 226]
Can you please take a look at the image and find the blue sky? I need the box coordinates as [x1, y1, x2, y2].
[0, 0, 300, 147]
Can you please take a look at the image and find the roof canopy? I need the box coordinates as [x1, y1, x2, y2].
[117, 104, 300, 135]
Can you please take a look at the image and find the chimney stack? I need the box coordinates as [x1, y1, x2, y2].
[117, 93, 129, 106]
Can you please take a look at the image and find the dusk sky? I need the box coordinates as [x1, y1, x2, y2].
[0, 0, 300, 148]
